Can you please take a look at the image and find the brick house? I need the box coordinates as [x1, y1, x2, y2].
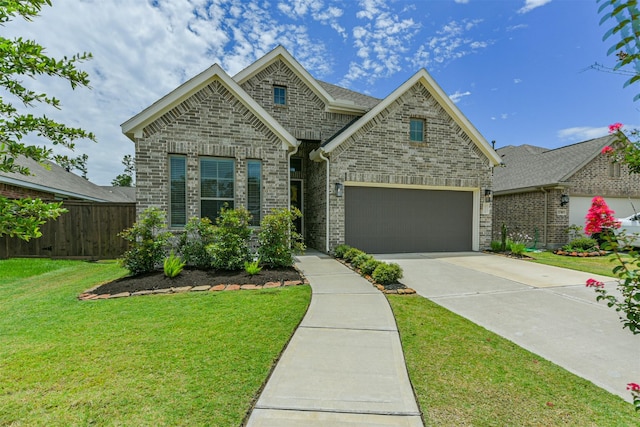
[121, 46, 501, 253]
[493, 135, 640, 248]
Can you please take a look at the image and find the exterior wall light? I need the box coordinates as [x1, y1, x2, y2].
[335, 183, 344, 197]
[484, 188, 492, 202]
[560, 194, 569, 206]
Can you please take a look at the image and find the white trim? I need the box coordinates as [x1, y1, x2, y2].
[121, 64, 298, 149]
[343, 181, 478, 192]
[314, 69, 502, 167]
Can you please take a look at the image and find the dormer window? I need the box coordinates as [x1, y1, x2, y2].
[410, 118, 424, 142]
[274, 85, 287, 105]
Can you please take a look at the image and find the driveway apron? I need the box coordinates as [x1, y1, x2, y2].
[246, 251, 423, 427]
[376, 252, 639, 403]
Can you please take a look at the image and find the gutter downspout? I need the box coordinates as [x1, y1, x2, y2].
[318, 151, 330, 253]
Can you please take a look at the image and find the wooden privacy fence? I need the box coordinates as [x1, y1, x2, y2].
[0, 201, 136, 260]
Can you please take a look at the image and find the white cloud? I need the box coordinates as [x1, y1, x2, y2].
[449, 91, 472, 103]
[518, 0, 552, 14]
[411, 19, 492, 68]
[341, 0, 419, 86]
[454, 0, 470, 3]
[514, 78, 522, 84]
[557, 126, 608, 141]
[507, 24, 528, 31]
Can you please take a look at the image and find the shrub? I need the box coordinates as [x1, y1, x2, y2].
[490, 240, 503, 252]
[119, 207, 172, 275]
[567, 237, 599, 251]
[343, 248, 364, 263]
[333, 244, 351, 258]
[372, 262, 403, 286]
[164, 252, 185, 278]
[509, 242, 526, 256]
[178, 217, 216, 268]
[207, 206, 253, 271]
[360, 258, 380, 276]
[351, 252, 374, 269]
[244, 259, 262, 276]
[257, 208, 305, 268]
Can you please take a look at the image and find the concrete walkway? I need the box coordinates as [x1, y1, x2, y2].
[246, 251, 423, 427]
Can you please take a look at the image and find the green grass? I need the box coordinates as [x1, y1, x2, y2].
[389, 295, 638, 426]
[526, 251, 629, 277]
[0, 258, 310, 426]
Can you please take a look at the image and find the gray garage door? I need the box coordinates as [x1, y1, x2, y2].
[345, 187, 473, 253]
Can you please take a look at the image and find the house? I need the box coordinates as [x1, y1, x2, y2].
[493, 135, 640, 248]
[0, 156, 134, 203]
[121, 46, 501, 254]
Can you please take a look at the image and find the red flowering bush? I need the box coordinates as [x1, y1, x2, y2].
[584, 196, 621, 236]
[628, 383, 640, 411]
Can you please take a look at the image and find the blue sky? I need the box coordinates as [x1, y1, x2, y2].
[4, 0, 639, 184]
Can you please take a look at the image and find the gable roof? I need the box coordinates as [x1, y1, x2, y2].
[310, 68, 502, 166]
[493, 134, 616, 193]
[233, 46, 372, 114]
[0, 157, 133, 202]
[121, 63, 298, 149]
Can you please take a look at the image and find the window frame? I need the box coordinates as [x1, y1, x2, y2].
[200, 157, 235, 222]
[247, 160, 262, 227]
[409, 118, 425, 142]
[273, 85, 287, 106]
[169, 155, 187, 228]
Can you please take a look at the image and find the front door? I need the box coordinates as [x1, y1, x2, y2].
[290, 179, 303, 235]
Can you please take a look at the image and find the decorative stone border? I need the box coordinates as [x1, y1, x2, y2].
[336, 259, 417, 295]
[553, 250, 608, 257]
[78, 277, 309, 301]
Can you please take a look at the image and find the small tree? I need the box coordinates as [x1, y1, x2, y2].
[0, 0, 95, 240]
[257, 208, 305, 268]
[207, 206, 252, 270]
[112, 154, 135, 187]
[584, 196, 621, 244]
[118, 207, 172, 275]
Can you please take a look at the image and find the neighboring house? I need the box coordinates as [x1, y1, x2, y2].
[121, 46, 501, 254]
[493, 135, 640, 248]
[0, 156, 134, 203]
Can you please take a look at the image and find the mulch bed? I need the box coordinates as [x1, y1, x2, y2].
[553, 250, 608, 257]
[83, 267, 304, 297]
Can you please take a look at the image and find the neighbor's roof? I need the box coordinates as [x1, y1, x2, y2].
[0, 156, 133, 202]
[493, 134, 616, 193]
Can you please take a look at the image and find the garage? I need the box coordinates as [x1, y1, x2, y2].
[344, 186, 473, 253]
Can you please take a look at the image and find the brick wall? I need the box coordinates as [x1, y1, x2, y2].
[568, 155, 640, 198]
[0, 183, 55, 200]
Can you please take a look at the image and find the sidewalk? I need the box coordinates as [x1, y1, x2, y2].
[246, 251, 423, 427]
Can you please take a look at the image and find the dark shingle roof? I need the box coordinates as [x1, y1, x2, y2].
[0, 156, 135, 202]
[317, 80, 381, 110]
[494, 135, 616, 193]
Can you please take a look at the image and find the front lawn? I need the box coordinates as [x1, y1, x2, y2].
[0, 258, 310, 426]
[389, 295, 637, 426]
[526, 250, 628, 277]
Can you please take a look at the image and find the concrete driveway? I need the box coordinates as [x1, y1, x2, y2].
[376, 252, 639, 402]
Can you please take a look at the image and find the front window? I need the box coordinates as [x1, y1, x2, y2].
[274, 86, 287, 105]
[200, 158, 234, 221]
[410, 118, 424, 142]
[247, 160, 261, 226]
[169, 155, 186, 227]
